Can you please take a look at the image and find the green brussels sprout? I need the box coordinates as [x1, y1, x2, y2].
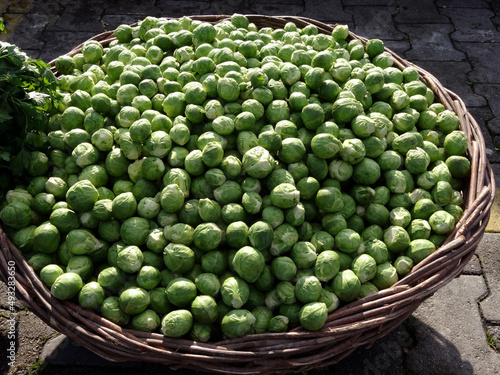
[166, 277, 197, 307]
[445, 156, 471, 178]
[290, 241, 317, 269]
[0, 201, 32, 230]
[225, 221, 249, 248]
[66, 255, 93, 280]
[270, 223, 299, 256]
[299, 302, 328, 331]
[200, 250, 227, 276]
[332, 269, 361, 302]
[335, 229, 361, 254]
[394, 255, 414, 276]
[97, 266, 125, 293]
[116, 245, 144, 273]
[193, 222, 223, 251]
[40, 264, 65, 288]
[383, 225, 411, 254]
[266, 315, 288, 333]
[160, 184, 185, 213]
[315, 186, 343, 213]
[389, 207, 412, 228]
[32, 222, 60, 254]
[221, 276, 250, 309]
[51, 272, 83, 300]
[100, 296, 129, 325]
[78, 281, 106, 310]
[251, 306, 273, 334]
[372, 262, 398, 290]
[195, 273, 221, 297]
[352, 158, 381, 185]
[359, 282, 379, 298]
[411, 198, 438, 220]
[82, 40, 103, 63]
[405, 147, 430, 174]
[248, 221, 273, 251]
[428, 210, 455, 235]
[339, 138, 366, 164]
[221, 309, 255, 338]
[436, 110, 460, 133]
[271, 256, 297, 281]
[351, 254, 377, 283]
[135, 266, 161, 290]
[190, 295, 218, 324]
[164, 243, 195, 274]
[295, 275, 322, 304]
[161, 309, 193, 337]
[432, 180, 453, 206]
[66, 180, 99, 212]
[278, 138, 306, 164]
[131, 309, 161, 332]
[232, 246, 265, 283]
[120, 217, 150, 246]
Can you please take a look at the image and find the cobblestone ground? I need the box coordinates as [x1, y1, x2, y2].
[1, 1, 499, 374]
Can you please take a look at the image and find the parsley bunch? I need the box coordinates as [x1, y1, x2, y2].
[0, 35, 60, 195]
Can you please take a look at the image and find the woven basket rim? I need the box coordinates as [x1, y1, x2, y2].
[1, 14, 496, 374]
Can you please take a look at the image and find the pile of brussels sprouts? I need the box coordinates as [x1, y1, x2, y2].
[0, 14, 470, 339]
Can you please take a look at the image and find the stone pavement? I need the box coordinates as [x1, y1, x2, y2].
[1, 0, 500, 374]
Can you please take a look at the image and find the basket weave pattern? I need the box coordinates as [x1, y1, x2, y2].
[0, 15, 495, 374]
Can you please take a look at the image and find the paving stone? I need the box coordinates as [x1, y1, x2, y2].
[157, 1, 215, 17]
[100, 0, 161, 18]
[100, 14, 143, 30]
[407, 60, 485, 108]
[398, 23, 465, 61]
[347, 5, 404, 40]
[343, 0, 397, 6]
[474, 84, 500, 135]
[442, 7, 500, 43]
[467, 107, 500, 164]
[476, 233, 500, 323]
[456, 42, 500, 84]
[394, 0, 449, 23]
[406, 275, 498, 375]
[38, 31, 102, 62]
[40, 334, 143, 369]
[20, 0, 63, 15]
[463, 254, 482, 275]
[384, 40, 410, 56]
[2, 12, 56, 50]
[3, 0, 34, 14]
[44, 2, 105, 32]
[0, 280, 22, 311]
[299, 0, 352, 24]
[436, 0, 490, 8]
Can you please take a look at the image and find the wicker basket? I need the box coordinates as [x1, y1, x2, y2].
[0, 15, 495, 374]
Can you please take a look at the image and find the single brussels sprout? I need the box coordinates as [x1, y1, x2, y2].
[163, 243, 195, 274]
[339, 138, 366, 165]
[372, 262, 398, 289]
[267, 315, 289, 333]
[51, 272, 83, 300]
[332, 269, 361, 302]
[242, 146, 275, 178]
[190, 295, 218, 324]
[160, 184, 185, 213]
[335, 229, 361, 254]
[232, 246, 265, 283]
[100, 296, 129, 325]
[352, 158, 381, 185]
[0, 201, 32, 230]
[195, 273, 221, 297]
[221, 276, 250, 309]
[97, 266, 125, 293]
[299, 302, 328, 331]
[352, 254, 377, 283]
[221, 309, 255, 338]
[131, 309, 161, 332]
[66, 255, 93, 280]
[432, 180, 453, 206]
[251, 306, 273, 334]
[166, 277, 197, 307]
[116, 245, 144, 274]
[271, 256, 297, 281]
[294, 275, 322, 304]
[31, 222, 60, 254]
[394, 255, 414, 276]
[192, 222, 223, 251]
[411, 198, 438, 220]
[161, 309, 193, 337]
[40, 264, 65, 288]
[269, 223, 299, 256]
[389, 207, 412, 228]
[405, 147, 431, 174]
[66, 180, 99, 212]
[383, 225, 411, 254]
[78, 281, 106, 310]
[290, 241, 317, 269]
[135, 266, 161, 290]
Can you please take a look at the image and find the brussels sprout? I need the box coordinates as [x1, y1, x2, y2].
[328, 160, 353, 182]
[299, 302, 328, 331]
[163, 243, 195, 274]
[97, 266, 125, 293]
[389, 207, 412, 228]
[195, 273, 221, 297]
[161, 309, 193, 337]
[66, 255, 93, 280]
[40, 264, 65, 288]
[271, 256, 297, 281]
[372, 262, 398, 289]
[192, 222, 223, 251]
[221, 276, 250, 308]
[428, 209, 455, 235]
[335, 229, 361, 254]
[0, 202, 32, 230]
[295, 275, 322, 303]
[166, 277, 197, 307]
[221, 309, 255, 338]
[66, 180, 99, 212]
[251, 306, 273, 334]
[78, 281, 106, 310]
[131, 309, 160, 332]
[270, 223, 299, 256]
[232, 246, 265, 283]
[332, 269, 361, 302]
[352, 158, 381, 185]
[100, 296, 129, 325]
[116, 245, 144, 273]
[279, 138, 306, 164]
[51, 272, 83, 300]
[290, 241, 317, 269]
[32, 222, 60, 254]
[405, 147, 430, 174]
[352, 254, 377, 283]
[190, 295, 218, 324]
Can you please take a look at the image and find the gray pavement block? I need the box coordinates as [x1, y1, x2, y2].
[38, 31, 103, 62]
[1, 12, 56, 50]
[384, 40, 411, 56]
[442, 7, 500, 43]
[436, 0, 490, 8]
[456, 42, 500, 84]
[463, 254, 482, 275]
[157, 1, 213, 17]
[476, 234, 500, 323]
[406, 275, 499, 375]
[344, 0, 397, 6]
[40, 333, 143, 369]
[393, 0, 449, 24]
[43, 2, 105, 33]
[474, 84, 500, 135]
[0, 280, 22, 311]
[347, 4, 404, 40]
[404, 60, 485, 108]
[467, 107, 500, 164]
[102, 0, 161, 18]
[398, 23, 465, 61]
[299, 0, 352, 24]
